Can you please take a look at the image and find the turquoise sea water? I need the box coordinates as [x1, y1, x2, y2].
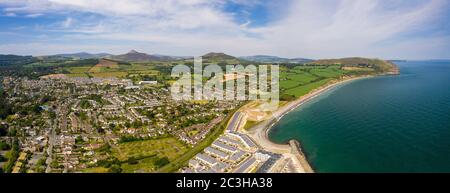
[269, 61, 450, 172]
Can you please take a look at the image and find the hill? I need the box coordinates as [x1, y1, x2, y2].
[290, 58, 314, 64]
[201, 52, 242, 64]
[108, 50, 173, 62]
[240, 55, 313, 63]
[52, 52, 111, 59]
[202, 52, 236, 60]
[0, 55, 37, 66]
[307, 57, 399, 74]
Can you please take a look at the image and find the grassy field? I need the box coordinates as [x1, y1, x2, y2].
[310, 67, 346, 78]
[82, 167, 109, 173]
[111, 137, 189, 172]
[284, 78, 333, 97]
[59, 62, 162, 78]
[280, 65, 346, 98]
[244, 120, 257, 130]
[66, 73, 89, 78]
[120, 157, 157, 172]
[90, 72, 128, 78]
[128, 70, 160, 75]
[66, 66, 92, 74]
[280, 72, 318, 89]
[342, 66, 375, 72]
[112, 137, 188, 161]
[279, 64, 380, 99]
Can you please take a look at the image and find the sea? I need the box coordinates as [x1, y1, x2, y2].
[269, 60, 450, 172]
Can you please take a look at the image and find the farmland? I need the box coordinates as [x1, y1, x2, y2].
[280, 65, 347, 98]
[18, 55, 393, 101]
[30, 58, 165, 80]
[32, 57, 384, 100]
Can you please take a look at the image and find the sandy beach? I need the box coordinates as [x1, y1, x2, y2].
[244, 75, 373, 173]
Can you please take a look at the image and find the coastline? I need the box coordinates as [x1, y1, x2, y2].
[245, 75, 375, 173]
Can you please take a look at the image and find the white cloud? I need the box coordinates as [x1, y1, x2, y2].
[248, 0, 448, 58]
[61, 17, 74, 28]
[1, 0, 235, 29]
[4, 12, 16, 17]
[0, 0, 449, 59]
[24, 13, 42, 18]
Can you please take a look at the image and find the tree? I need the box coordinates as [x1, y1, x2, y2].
[97, 144, 111, 153]
[96, 127, 105, 134]
[7, 128, 17, 137]
[32, 104, 43, 114]
[50, 160, 59, 168]
[127, 157, 138, 165]
[35, 157, 47, 173]
[154, 156, 170, 168]
[0, 93, 13, 119]
[0, 140, 10, 150]
[109, 123, 115, 130]
[0, 124, 7, 136]
[132, 121, 142, 128]
[108, 164, 122, 173]
[4, 138, 19, 173]
[79, 100, 92, 109]
[280, 94, 296, 101]
[96, 159, 111, 168]
[75, 136, 84, 144]
[49, 111, 56, 119]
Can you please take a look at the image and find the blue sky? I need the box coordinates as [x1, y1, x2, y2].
[0, 0, 449, 59]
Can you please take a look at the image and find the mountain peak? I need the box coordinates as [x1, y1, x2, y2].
[109, 50, 175, 62]
[202, 52, 236, 60]
[203, 52, 226, 57]
[128, 50, 140, 54]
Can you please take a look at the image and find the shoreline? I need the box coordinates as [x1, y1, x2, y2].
[245, 75, 375, 173]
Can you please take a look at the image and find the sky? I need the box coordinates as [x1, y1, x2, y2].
[0, 0, 449, 59]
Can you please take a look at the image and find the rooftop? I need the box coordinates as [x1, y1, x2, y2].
[205, 147, 229, 159]
[234, 157, 257, 173]
[212, 141, 238, 153]
[195, 153, 218, 166]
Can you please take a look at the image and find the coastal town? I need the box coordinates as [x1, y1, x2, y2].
[0, 50, 399, 174]
[0, 76, 242, 173]
[0, 73, 313, 173]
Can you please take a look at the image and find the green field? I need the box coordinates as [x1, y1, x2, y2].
[112, 137, 188, 161]
[120, 156, 164, 173]
[284, 78, 333, 97]
[280, 65, 347, 98]
[66, 73, 89, 78]
[278, 63, 382, 99]
[66, 66, 92, 74]
[56, 62, 163, 79]
[111, 137, 189, 172]
[280, 72, 318, 89]
[82, 167, 109, 173]
[90, 72, 128, 78]
[310, 67, 346, 78]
